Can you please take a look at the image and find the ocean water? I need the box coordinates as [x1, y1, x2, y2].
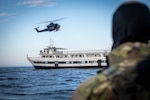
[0, 67, 100, 100]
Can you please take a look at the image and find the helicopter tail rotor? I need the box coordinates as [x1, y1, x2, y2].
[35, 27, 40, 32]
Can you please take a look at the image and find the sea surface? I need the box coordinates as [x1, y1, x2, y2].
[0, 67, 100, 100]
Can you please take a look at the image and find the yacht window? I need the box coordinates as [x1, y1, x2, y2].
[48, 62, 54, 64]
[59, 62, 66, 64]
[40, 50, 42, 54]
[101, 60, 106, 63]
[95, 54, 100, 57]
[34, 61, 42, 64]
[44, 61, 48, 64]
[89, 61, 94, 63]
[73, 61, 82, 64]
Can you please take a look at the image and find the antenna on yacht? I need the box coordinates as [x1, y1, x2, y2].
[49, 38, 54, 47]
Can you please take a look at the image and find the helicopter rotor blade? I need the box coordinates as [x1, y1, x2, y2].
[37, 17, 65, 24]
[37, 21, 52, 24]
[52, 17, 65, 22]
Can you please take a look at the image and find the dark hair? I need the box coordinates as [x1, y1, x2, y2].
[112, 1, 150, 50]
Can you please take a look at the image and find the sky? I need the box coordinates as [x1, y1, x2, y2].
[0, 0, 150, 67]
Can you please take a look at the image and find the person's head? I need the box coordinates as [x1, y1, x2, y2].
[112, 1, 150, 50]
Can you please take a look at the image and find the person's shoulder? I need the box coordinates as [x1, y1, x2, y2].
[71, 73, 113, 100]
[110, 42, 150, 57]
[71, 42, 150, 100]
[109, 42, 150, 68]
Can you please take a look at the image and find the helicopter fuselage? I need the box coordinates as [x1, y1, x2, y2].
[35, 23, 60, 32]
[35, 18, 64, 33]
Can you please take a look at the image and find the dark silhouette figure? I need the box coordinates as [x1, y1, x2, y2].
[112, 1, 150, 50]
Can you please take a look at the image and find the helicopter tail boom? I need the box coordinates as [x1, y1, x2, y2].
[35, 27, 49, 32]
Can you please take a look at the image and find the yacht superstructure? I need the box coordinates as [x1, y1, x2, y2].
[27, 45, 108, 69]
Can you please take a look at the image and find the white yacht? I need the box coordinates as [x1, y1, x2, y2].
[27, 44, 108, 69]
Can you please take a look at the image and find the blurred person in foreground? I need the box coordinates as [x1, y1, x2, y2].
[71, 1, 150, 100]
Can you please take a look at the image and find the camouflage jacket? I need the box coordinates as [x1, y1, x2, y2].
[71, 42, 150, 100]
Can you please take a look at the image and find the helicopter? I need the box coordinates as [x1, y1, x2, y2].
[35, 18, 65, 33]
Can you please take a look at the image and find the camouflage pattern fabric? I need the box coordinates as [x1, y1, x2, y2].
[71, 42, 150, 100]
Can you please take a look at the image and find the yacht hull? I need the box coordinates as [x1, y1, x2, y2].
[33, 65, 102, 69]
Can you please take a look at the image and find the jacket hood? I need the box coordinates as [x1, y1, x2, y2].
[112, 1, 150, 50]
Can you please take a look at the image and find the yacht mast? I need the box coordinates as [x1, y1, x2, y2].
[49, 38, 54, 48]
